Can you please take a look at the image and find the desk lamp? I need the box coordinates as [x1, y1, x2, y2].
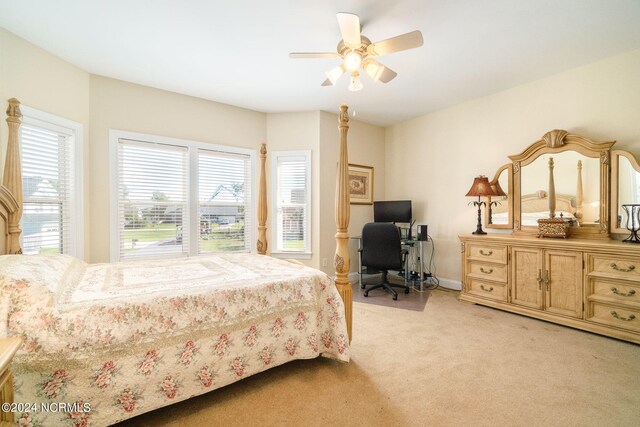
[465, 176, 499, 234]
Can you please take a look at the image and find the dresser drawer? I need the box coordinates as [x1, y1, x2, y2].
[587, 302, 640, 333]
[587, 278, 640, 306]
[466, 278, 508, 302]
[468, 261, 507, 283]
[467, 243, 508, 264]
[587, 254, 640, 282]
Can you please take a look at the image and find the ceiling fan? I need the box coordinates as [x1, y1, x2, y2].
[289, 12, 423, 91]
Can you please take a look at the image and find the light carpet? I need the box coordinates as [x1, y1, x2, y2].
[118, 289, 640, 426]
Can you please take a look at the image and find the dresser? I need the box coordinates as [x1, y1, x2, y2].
[460, 234, 640, 344]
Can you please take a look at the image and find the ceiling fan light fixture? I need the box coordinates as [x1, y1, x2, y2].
[344, 50, 362, 71]
[348, 71, 363, 92]
[364, 60, 384, 81]
[325, 64, 345, 85]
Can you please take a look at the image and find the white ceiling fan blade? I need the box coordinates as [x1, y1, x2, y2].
[289, 52, 341, 59]
[363, 59, 397, 83]
[337, 12, 361, 48]
[367, 30, 423, 57]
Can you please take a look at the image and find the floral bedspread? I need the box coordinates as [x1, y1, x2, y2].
[0, 254, 349, 426]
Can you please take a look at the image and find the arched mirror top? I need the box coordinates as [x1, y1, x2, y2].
[508, 129, 615, 165]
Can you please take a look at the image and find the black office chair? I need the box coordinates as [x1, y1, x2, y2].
[359, 222, 410, 300]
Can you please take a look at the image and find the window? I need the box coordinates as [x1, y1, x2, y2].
[198, 149, 252, 254]
[110, 131, 254, 261]
[20, 107, 83, 257]
[271, 151, 311, 257]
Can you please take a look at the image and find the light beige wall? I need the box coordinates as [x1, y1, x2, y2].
[90, 76, 266, 262]
[386, 48, 640, 286]
[319, 110, 385, 276]
[0, 27, 91, 257]
[265, 112, 320, 268]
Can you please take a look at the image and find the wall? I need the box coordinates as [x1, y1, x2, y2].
[385, 49, 640, 287]
[265, 112, 320, 268]
[0, 27, 91, 257]
[89, 76, 267, 262]
[266, 110, 386, 275]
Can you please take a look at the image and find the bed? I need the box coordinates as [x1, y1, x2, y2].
[0, 99, 354, 426]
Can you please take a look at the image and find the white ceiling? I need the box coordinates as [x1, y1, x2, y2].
[1, 0, 640, 126]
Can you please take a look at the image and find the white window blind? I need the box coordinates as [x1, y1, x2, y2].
[111, 131, 255, 262]
[198, 149, 252, 253]
[272, 151, 311, 254]
[21, 121, 78, 255]
[117, 139, 189, 260]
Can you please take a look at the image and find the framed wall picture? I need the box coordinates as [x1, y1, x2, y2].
[348, 163, 374, 205]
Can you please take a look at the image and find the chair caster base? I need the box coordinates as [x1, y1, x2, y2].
[392, 294, 398, 301]
[360, 284, 365, 289]
[404, 288, 410, 294]
[363, 291, 369, 297]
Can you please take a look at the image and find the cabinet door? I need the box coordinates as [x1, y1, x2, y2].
[511, 247, 543, 309]
[544, 250, 583, 318]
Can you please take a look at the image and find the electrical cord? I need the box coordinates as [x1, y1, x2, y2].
[411, 235, 439, 292]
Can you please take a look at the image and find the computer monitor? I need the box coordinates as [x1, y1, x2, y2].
[373, 200, 412, 223]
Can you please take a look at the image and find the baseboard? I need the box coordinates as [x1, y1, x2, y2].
[436, 277, 462, 291]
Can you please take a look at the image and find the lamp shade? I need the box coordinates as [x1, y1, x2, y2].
[490, 180, 507, 197]
[465, 176, 498, 197]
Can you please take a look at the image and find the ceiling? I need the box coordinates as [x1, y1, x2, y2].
[1, 0, 640, 127]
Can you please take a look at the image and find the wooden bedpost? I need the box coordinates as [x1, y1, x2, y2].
[3, 98, 23, 254]
[576, 160, 583, 220]
[257, 143, 268, 255]
[335, 104, 352, 341]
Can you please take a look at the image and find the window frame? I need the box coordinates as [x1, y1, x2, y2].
[270, 150, 312, 259]
[109, 130, 256, 262]
[20, 105, 84, 259]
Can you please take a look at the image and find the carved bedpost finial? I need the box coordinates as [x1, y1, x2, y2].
[339, 104, 349, 127]
[542, 129, 568, 148]
[6, 98, 22, 121]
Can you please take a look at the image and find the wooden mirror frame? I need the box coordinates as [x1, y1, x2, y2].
[508, 129, 614, 239]
[484, 163, 513, 229]
[610, 149, 640, 234]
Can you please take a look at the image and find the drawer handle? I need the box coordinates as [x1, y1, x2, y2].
[479, 250, 493, 256]
[611, 287, 636, 297]
[480, 267, 494, 274]
[480, 284, 494, 292]
[609, 262, 636, 273]
[537, 269, 543, 290]
[610, 311, 636, 322]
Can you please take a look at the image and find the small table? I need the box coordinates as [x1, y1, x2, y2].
[0, 338, 21, 427]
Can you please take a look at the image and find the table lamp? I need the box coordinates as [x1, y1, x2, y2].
[465, 175, 499, 234]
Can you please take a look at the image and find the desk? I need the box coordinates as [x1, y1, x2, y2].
[351, 236, 428, 290]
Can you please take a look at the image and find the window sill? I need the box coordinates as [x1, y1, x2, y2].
[270, 251, 312, 260]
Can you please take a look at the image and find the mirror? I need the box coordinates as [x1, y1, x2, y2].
[520, 151, 601, 227]
[485, 163, 512, 228]
[611, 150, 640, 233]
[509, 129, 614, 238]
